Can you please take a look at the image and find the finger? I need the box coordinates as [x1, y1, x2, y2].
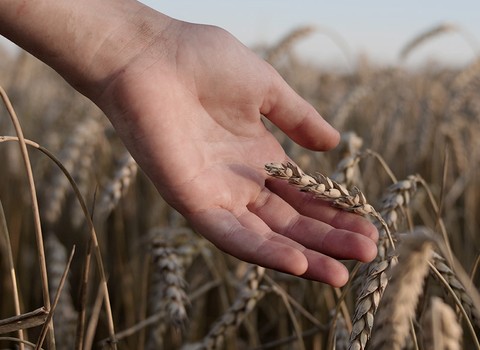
[266, 177, 379, 242]
[186, 207, 308, 276]
[234, 209, 352, 286]
[260, 66, 340, 151]
[249, 188, 378, 263]
[186, 207, 351, 286]
[301, 250, 349, 287]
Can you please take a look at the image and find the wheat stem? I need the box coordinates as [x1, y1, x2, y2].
[0, 200, 25, 350]
[0, 135, 118, 349]
[35, 246, 75, 350]
[0, 86, 54, 349]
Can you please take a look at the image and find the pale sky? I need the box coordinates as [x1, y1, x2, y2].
[143, 0, 480, 68]
[1, 1, 479, 69]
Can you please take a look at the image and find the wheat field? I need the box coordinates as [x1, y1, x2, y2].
[0, 23, 479, 350]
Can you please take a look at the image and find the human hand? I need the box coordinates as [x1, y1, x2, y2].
[0, 0, 377, 286]
[94, 19, 378, 287]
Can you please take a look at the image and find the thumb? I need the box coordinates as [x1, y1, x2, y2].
[260, 68, 340, 151]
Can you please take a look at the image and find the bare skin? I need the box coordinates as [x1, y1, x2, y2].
[0, 0, 377, 287]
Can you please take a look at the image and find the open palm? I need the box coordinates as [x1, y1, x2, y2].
[96, 21, 377, 287]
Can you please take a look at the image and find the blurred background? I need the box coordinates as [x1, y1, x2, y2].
[143, 0, 480, 69]
[1, 1, 480, 349]
[2, 1, 479, 68]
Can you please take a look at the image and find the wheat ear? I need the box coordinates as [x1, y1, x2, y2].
[145, 227, 199, 349]
[266, 162, 379, 218]
[369, 233, 433, 350]
[199, 265, 265, 350]
[348, 256, 396, 350]
[96, 151, 137, 220]
[331, 132, 364, 188]
[149, 237, 190, 326]
[333, 310, 349, 350]
[264, 26, 316, 64]
[374, 174, 421, 260]
[422, 297, 462, 350]
[399, 23, 459, 62]
[431, 251, 480, 329]
[42, 117, 102, 226]
[265, 162, 393, 247]
[348, 175, 421, 350]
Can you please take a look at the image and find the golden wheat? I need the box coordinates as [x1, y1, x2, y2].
[194, 265, 266, 350]
[422, 297, 463, 350]
[369, 233, 434, 350]
[1, 24, 479, 350]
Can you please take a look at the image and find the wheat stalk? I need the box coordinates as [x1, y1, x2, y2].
[399, 23, 459, 62]
[45, 233, 77, 349]
[0, 86, 54, 348]
[0, 200, 25, 349]
[0, 135, 118, 348]
[35, 246, 75, 350]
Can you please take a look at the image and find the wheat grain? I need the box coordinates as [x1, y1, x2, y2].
[265, 161, 394, 249]
[331, 132, 364, 188]
[266, 162, 376, 217]
[380, 175, 420, 230]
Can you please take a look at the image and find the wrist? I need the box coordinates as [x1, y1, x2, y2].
[75, 2, 179, 100]
[0, 0, 176, 100]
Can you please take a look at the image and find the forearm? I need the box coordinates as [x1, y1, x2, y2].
[0, 0, 174, 97]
